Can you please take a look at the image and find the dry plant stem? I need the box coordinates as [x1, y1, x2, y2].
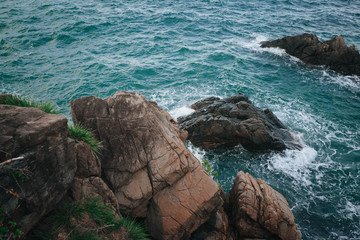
[0, 157, 25, 167]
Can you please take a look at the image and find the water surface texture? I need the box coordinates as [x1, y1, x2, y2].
[1, 0, 360, 239]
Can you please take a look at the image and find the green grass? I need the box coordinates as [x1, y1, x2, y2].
[118, 216, 150, 240]
[68, 124, 103, 158]
[47, 196, 150, 240]
[0, 94, 60, 114]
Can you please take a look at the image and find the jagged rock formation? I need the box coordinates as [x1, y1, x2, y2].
[178, 93, 301, 151]
[226, 171, 302, 240]
[71, 91, 224, 239]
[0, 104, 76, 236]
[0, 92, 302, 240]
[260, 33, 360, 76]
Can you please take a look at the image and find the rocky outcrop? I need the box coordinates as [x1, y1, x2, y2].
[0, 92, 302, 240]
[71, 91, 224, 239]
[226, 171, 302, 240]
[260, 33, 360, 76]
[178, 94, 301, 151]
[0, 104, 76, 236]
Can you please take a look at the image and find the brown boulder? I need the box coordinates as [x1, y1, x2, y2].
[71, 91, 224, 239]
[178, 94, 301, 151]
[226, 171, 301, 240]
[0, 104, 76, 236]
[260, 33, 360, 76]
[147, 166, 223, 240]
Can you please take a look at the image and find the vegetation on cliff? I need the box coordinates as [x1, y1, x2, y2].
[0, 94, 60, 114]
[68, 124, 103, 158]
[36, 196, 150, 240]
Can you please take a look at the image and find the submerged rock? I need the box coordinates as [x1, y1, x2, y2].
[226, 171, 302, 240]
[261, 33, 360, 76]
[178, 93, 301, 151]
[71, 91, 224, 240]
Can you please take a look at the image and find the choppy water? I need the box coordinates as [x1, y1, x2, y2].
[1, 0, 360, 239]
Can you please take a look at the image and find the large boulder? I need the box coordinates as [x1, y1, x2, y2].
[260, 33, 360, 76]
[71, 91, 224, 239]
[0, 104, 76, 236]
[226, 171, 302, 240]
[177, 94, 301, 151]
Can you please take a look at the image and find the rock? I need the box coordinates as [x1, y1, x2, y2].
[0, 104, 76, 236]
[226, 171, 302, 240]
[190, 208, 229, 240]
[70, 177, 119, 210]
[147, 167, 223, 240]
[177, 93, 301, 151]
[74, 142, 101, 178]
[71, 91, 224, 239]
[260, 33, 360, 76]
[0, 94, 11, 103]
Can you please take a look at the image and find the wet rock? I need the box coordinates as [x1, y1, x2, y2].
[226, 171, 302, 240]
[178, 93, 301, 151]
[71, 91, 224, 239]
[0, 104, 76, 236]
[261, 33, 360, 76]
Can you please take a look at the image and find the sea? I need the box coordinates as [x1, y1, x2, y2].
[1, 0, 359, 239]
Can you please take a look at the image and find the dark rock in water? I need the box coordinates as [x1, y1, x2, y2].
[260, 33, 360, 76]
[177, 93, 301, 151]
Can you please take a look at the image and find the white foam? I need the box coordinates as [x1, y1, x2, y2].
[320, 70, 360, 93]
[169, 106, 195, 120]
[268, 143, 318, 186]
[186, 142, 206, 163]
[341, 200, 360, 219]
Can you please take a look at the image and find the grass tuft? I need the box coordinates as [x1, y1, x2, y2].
[0, 94, 60, 114]
[119, 216, 150, 240]
[45, 196, 150, 240]
[68, 123, 103, 158]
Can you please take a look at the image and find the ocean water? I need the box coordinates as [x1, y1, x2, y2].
[1, 0, 360, 239]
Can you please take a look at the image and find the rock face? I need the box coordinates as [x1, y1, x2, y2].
[71, 91, 224, 239]
[226, 171, 302, 240]
[178, 94, 301, 151]
[69, 141, 120, 210]
[260, 33, 360, 76]
[0, 104, 76, 236]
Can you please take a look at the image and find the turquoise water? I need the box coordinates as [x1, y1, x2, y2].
[1, 0, 360, 238]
